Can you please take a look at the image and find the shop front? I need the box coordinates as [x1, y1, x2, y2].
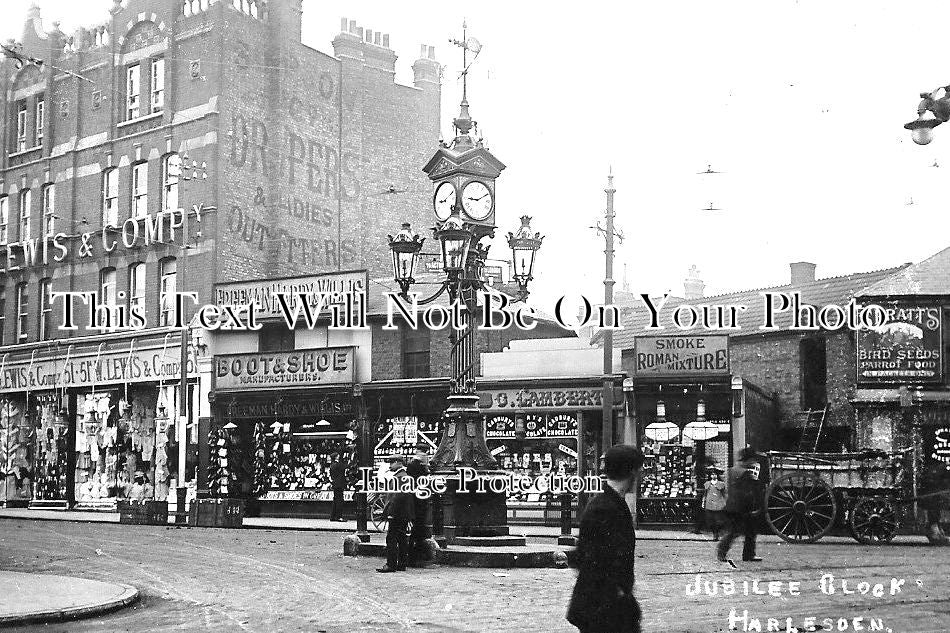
[0, 332, 199, 510]
[624, 334, 778, 525]
[477, 379, 623, 525]
[852, 298, 950, 532]
[208, 347, 360, 518]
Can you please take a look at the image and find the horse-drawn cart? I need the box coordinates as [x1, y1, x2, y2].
[763, 450, 912, 545]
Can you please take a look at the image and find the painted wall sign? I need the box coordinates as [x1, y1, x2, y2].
[630, 335, 730, 377]
[258, 490, 355, 501]
[480, 387, 617, 412]
[213, 347, 354, 391]
[857, 304, 942, 384]
[224, 398, 353, 419]
[214, 271, 367, 323]
[0, 344, 194, 393]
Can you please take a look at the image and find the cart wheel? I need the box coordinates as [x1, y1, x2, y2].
[765, 473, 837, 543]
[370, 494, 388, 532]
[849, 497, 898, 545]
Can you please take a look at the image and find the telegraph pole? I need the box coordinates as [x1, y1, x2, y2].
[599, 170, 620, 453]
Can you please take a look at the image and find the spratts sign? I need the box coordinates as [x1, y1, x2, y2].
[629, 335, 730, 377]
[213, 347, 354, 391]
[857, 303, 942, 384]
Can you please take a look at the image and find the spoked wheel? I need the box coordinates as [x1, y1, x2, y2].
[765, 472, 837, 543]
[369, 494, 388, 532]
[849, 497, 898, 545]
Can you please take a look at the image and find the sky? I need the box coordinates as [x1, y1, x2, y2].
[4, 0, 950, 310]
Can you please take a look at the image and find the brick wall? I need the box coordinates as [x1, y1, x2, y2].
[0, 0, 439, 347]
[731, 330, 856, 429]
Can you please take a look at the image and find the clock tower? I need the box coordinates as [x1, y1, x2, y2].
[419, 25, 514, 541]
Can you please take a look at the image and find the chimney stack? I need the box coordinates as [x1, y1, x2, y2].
[789, 262, 816, 286]
[683, 265, 705, 300]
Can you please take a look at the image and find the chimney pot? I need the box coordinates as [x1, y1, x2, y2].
[382, 34, 389, 47]
[365, 28, 372, 42]
[789, 261, 816, 286]
[683, 265, 705, 300]
[428, 45, 436, 59]
[374, 32, 381, 45]
[349, 20, 357, 34]
[340, 17, 347, 32]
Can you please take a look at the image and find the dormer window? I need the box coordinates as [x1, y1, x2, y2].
[151, 58, 165, 112]
[35, 96, 45, 144]
[16, 101, 27, 151]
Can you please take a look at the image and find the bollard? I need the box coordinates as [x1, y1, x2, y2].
[176, 486, 188, 525]
[432, 492, 444, 537]
[558, 492, 576, 546]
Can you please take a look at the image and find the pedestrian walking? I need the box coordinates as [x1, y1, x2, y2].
[567, 445, 644, 633]
[377, 457, 414, 573]
[329, 453, 347, 522]
[717, 447, 764, 564]
[703, 468, 727, 540]
[406, 453, 431, 566]
[921, 460, 950, 545]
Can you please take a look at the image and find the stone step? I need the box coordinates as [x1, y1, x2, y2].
[344, 537, 571, 568]
[452, 535, 527, 547]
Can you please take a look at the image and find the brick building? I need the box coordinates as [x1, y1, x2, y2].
[0, 0, 443, 510]
[608, 261, 912, 452]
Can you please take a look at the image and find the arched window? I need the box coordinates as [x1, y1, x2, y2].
[131, 161, 149, 219]
[129, 262, 146, 317]
[0, 196, 8, 244]
[42, 183, 55, 237]
[99, 267, 117, 332]
[162, 153, 181, 211]
[38, 278, 52, 340]
[159, 257, 177, 326]
[102, 168, 119, 227]
[18, 188, 31, 241]
[15, 282, 29, 342]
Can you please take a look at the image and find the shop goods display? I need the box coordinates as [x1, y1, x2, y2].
[0, 399, 33, 502]
[32, 405, 68, 501]
[639, 444, 696, 499]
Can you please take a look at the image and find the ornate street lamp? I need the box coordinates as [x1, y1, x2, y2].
[387, 223, 425, 297]
[904, 86, 950, 145]
[436, 212, 473, 273]
[507, 215, 544, 301]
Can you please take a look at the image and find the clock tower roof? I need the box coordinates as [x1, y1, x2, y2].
[422, 143, 506, 181]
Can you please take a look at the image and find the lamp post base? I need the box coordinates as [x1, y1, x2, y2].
[430, 394, 509, 541]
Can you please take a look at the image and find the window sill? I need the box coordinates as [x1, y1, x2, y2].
[116, 111, 164, 129]
[9, 146, 42, 158]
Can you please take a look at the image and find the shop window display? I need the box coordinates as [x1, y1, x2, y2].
[485, 413, 580, 503]
[0, 397, 33, 502]
[32, 401, 68, 501]
[373, 416, 441, 468]
[74, 389, 172, 503]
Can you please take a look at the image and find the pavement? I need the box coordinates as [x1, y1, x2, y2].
[1, 517, 948, 632]
[0, 506, 932, 544]
[0, 570, 138, 626]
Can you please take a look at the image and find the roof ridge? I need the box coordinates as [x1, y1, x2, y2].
[693, 263, 910, 301]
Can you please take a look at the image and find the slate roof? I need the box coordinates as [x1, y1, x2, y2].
[594, 264, 912, 350]
[857, 246, 950, 297]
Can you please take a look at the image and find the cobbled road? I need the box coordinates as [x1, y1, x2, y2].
[1, 519, 948, 632]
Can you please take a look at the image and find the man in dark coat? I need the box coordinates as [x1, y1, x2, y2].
[717, 447, 764, 563]
[567, 445, 644, 633]
[377, 457, 414, 573]
[920, 459, 950, 545]
[329, 453, 347, 522]
[406, 454, 431, 566]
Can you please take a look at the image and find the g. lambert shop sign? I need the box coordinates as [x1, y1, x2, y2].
[214, 347, 354, 391]
[479, 387, 622, 412]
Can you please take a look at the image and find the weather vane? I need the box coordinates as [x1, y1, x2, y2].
[449, 20, 482, 137]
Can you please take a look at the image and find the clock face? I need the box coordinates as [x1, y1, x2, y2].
[433, 182, 456, 220]
[462, 181, 493, 220]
